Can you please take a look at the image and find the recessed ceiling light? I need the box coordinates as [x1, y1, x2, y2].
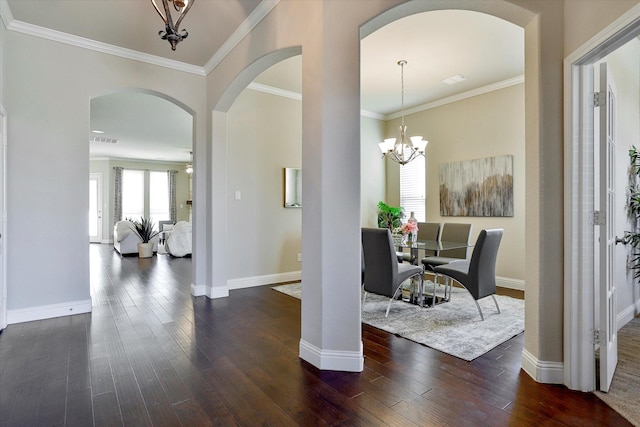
[92, 130, 105, 134]
[442, 74, 469, 85]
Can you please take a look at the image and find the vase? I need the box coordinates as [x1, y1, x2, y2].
[138, 242, 154, 258]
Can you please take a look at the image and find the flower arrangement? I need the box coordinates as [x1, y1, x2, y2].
[397, 221, 418, 236]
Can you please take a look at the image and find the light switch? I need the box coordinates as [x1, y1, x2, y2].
[235, 191, 241, 200]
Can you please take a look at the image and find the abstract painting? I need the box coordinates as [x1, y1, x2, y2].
[439, 155, 513, 217]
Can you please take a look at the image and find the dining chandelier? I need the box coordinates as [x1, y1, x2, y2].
[151, 0, 194, 51]
[378, 60, 428, 166]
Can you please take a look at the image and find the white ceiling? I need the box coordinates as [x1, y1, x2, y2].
[2, 2, 524, 163]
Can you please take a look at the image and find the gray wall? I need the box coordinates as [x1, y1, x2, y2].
[361, 116, 387, 228]
[226, 88, 302, 279]
[3, 30, 206, 312]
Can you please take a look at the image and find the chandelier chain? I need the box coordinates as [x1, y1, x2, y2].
[399, 59, 407, 126]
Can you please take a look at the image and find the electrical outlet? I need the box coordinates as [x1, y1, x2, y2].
[297, 253, 302, 262]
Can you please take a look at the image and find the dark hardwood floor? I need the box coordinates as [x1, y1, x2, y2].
[0, 243, 629, 426]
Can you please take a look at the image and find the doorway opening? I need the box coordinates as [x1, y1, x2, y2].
[564, 6, 640, 392]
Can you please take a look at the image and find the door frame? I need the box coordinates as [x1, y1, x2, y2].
[89, 172, 103, 243]
[563, 5, 640, 391]
[0, 105, 7, 331]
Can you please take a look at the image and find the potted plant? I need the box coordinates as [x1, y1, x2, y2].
[129, 217, 160, 258]
[377, 201, 404, 231]
[625, 146, 640, 279]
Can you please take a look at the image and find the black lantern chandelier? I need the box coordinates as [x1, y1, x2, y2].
[150, 0, 194, 51]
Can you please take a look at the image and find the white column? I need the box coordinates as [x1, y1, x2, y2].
[298, 4, 363, 371]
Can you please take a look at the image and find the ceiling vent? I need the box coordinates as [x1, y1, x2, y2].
[90, 136, 118, 144]
[442, 74, 469, 85]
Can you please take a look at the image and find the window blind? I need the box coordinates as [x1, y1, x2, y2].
[400, 154, 426, 222]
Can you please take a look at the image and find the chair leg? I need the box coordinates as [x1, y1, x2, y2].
[473, 299, 485, 321]
[385, 285, 404, 317]
[491, 294, 501, 314]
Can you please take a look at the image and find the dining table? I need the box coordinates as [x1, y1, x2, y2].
[395, 238, 474, 308]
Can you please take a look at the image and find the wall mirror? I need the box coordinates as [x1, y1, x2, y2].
[284, 168, 302, 208]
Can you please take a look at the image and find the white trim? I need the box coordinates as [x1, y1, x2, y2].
[5, 19, 205, 76]
[7, 299, 92, 324]
[206, 285, 229, 299]
[0, 0, 280, 77]
[203, 0, 280, 74]
[617, 300, 640, 331]
[299, 339, 364, 372]
[361, 110, 386, 120]
[496, 276, 525, 291]
[563, 3, 640, 392]
[191, 283, 206, 297]
[227, 271, 302, 290]
[247, 82, 301, 100]
[0, 105, 6, 332]
[246, 76, 525, 123]
[246, 83, 386, 121]
[386, 75, 525, 120]
[521, 349, 564, 384]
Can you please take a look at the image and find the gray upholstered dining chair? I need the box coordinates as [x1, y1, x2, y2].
[433, 228, 504, 321]
[421, 222, 472, 271]
[362, 228, 424, 317]
[399, 222, 442, 263]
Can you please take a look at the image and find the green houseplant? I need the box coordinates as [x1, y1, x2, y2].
[377, 201, 404, 231]
[626, 146, 640, 279]
[128, 217, 161, 258]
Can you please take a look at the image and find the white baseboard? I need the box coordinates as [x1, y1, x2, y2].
[191, 283, 206, 296]
[191, 270, 301, 299]
[7, 298, 92, 324]
[617, 300, 640, 331]
[497, 276, 525, 291]
[227, 271, 301, 290]
[299, 339, 364, 372]
[207, 285, 229, 299]
[521, 348, 564, 384]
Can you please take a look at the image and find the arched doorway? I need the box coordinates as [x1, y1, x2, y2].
[89, 89, 194, 257]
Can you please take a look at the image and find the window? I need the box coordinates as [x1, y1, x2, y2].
[400, 155, 426, 222]
[150, 171, 170, 224]
[122, 169, 144, 220]
[122, 169, 170, 228]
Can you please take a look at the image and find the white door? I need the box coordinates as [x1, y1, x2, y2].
[89, 173, 103, 243]
[597, 62, 618, 392]
[0, 107, 6, 331]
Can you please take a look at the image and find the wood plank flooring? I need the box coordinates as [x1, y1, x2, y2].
[0, 243, 629, 426]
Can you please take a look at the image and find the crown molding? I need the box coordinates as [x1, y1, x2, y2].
[361, 110, 386, 120]
[0, 0, 281, 77]
[246, 83, 385, 120]
[247, 82, 301, 100]
[5, 18, 206, 76]
[0, 0, 13, 28]
[204, 0, 280, 75]
[386, 75, 525, 120]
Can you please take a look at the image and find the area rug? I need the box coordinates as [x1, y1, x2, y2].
[272, 282, 524, 361]
[595, 317, 640, 426]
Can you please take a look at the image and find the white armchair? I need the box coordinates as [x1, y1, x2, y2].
[113, 220, 159, 255]
[164, 221, 192, 257]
